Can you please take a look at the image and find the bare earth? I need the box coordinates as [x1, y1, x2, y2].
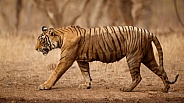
[0, 34, 184, 103]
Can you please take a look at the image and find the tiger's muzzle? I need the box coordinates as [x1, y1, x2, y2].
[36, 47, 50, 56]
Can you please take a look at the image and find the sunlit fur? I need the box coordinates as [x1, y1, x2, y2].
[35, 25, 179, 92]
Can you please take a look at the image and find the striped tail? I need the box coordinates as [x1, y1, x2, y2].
[152, 34, 179, 84]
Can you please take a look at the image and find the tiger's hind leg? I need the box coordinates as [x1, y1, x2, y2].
[122, 54, 142, 92]
[142, 46, 170, 93]
[77, 61, 92, 89]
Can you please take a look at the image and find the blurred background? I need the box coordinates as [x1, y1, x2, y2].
[0, 0, 184, 35]
[1, 0, 184, 102]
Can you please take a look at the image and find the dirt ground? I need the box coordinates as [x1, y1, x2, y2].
[0, 34, 184, 103]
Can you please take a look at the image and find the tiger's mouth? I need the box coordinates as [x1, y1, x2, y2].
[42, 48, 50, 56]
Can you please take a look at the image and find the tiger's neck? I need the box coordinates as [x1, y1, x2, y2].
[57, 35, 63, 48]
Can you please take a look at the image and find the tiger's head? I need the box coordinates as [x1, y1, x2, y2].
[35, 26, 62, 56]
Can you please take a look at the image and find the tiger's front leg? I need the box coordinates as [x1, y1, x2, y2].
[39, 60, 74, 90]
[77, 61, 92, 89]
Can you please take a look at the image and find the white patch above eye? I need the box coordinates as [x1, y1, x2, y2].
[42, 26, 48, 31]
[41, 35, 45, 38]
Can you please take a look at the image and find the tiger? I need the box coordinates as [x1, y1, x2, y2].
[35, 25, 179, 92]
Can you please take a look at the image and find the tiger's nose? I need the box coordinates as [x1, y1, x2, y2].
[35, 47, 39, 51]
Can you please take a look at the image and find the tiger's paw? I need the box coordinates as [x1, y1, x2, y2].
[78, 84, 91, 89]
[120, 87, 132, 92]
[38, 84, 51, 90]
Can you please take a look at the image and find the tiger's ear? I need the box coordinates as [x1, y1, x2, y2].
[42, 26, 48, 33]
[49, 28, 55, 36]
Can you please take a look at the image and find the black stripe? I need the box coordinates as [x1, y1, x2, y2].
[123, 26, 130, 52]
[144, 29, 148, 51]
[128, 26, 133, 48]
[68, 27, 74, 33]
[83, 29, 86, 38]
[85, 29, 90, 60]
[98, 27, 100, 32]
[143, 29, 146, 48]
[76, 26, 82, 37]
[90, 29, 93, 55]
[61, 27, 71, 33]
[94, 28, 103, 60]
[122, 26, 125, 33]
[65, 28, 71, 32]
[108, 26, 118, 61]
[98, 28, 107, 61]
[148, 29, 151, 35]
[111, 27, 123, 59]
[137, 27, 141, 50]
[60, 55, 67, 61]
[86, 48, 89, 60]
[132, 27, 138, 50]
[148, 31, 151, 42]
[48, 38, 52, 49]
[102, 28, 113, 52]
[102, 27, 114, 61]
[117, 26, 125, 40]
[100, 27, 111, 51]
[94, 28, 96, 35]
[92, 28, 99, 60]
[107, 26, 117, 51]
[124, 26, 129, 40]
[112, 27, 122, 49]
[80, 29, 88, 56]
[104, 26, 112, 49]
[132, 26, 137, 50]
[46, 35, 51, 48]
[73, 26, 79, 36]
[91, 28, 96, 60]
[99, 28, 107, 51]
[98, 38, 106, 61]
